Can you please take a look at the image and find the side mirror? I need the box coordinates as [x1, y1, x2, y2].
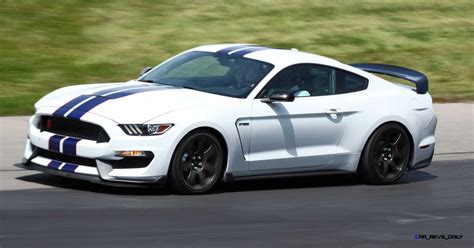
[140, 66, 153, 76]
[261, 91, 295, 103]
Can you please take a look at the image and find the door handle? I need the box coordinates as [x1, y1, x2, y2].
[326, 109, 339, 114]
[325, 109, 339, 119]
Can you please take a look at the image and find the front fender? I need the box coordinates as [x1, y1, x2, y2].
[146, 104, 250, 175]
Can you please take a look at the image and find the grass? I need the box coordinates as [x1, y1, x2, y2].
[0, 0, 472, 115]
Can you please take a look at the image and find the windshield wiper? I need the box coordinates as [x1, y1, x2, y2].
[138, 79, 176, 87]
[180, 85, 200, 91]
[137, 79, 156, 83]
[140, 79, 200, 92]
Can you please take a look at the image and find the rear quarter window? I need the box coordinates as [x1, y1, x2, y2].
[335, 70, 368, 94]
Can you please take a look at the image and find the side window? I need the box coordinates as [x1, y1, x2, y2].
[258, 64, 368, 98]
[335, 70, 368, 94]
[258, 65, 336, 98]
[309, 66, 336, 96]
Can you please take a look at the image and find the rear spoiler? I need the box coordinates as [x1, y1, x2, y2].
[350, 63, 428, 94]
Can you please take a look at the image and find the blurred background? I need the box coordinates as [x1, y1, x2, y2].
[0, 0, 472, 115]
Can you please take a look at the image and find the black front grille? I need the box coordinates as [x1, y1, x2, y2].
[40, 116, 110, 142]
[37, 147, 97, 167]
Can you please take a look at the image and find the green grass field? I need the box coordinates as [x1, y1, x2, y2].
[0, 0, 472, 115]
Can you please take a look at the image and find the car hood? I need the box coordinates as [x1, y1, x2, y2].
[36, 81, 233, 123]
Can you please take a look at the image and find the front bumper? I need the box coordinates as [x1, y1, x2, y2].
[22, 110, 177, 186]
[17, 160, 166, 187]
[408, 149, 434, 171]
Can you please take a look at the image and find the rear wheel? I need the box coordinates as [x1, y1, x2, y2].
[359, 123, 411, 184]
[169, 130, 224, 194]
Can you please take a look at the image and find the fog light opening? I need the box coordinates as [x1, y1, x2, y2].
[116, 151, 148, 157]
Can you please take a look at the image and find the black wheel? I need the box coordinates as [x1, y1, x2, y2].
[359, 123, 411, 184]
[169, 130, 224, 194]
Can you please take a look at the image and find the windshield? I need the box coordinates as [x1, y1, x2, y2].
[140, 51, 274, 98]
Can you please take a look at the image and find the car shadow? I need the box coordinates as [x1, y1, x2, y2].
[15, 168, 438, 195]
[218, 169, 438, 193]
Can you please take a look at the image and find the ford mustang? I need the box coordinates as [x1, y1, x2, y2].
[19, 44, 437, 194]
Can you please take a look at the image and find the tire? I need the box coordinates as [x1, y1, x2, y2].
[359, 123, 411, 184]
[169, 130, 224, 194]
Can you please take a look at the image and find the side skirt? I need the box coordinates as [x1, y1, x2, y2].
[223, 169, 355, 182]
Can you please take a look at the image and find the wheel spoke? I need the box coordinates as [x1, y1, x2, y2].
[203, 144, 213, 154]
[204, 146, 217, 161]
[186, 170, 197, 185]
[381, 162, 389, 176]
[389, 161, 401, 172]
[196, 171, 206, 185]
[391, 133, 401, 145]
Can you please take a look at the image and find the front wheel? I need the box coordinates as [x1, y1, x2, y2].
[359, 123, 411, 184]
[169, 130, 224, 194]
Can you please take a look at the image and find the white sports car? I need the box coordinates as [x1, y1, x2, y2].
[19, 44, 437, 194]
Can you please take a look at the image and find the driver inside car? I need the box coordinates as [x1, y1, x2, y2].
[228, 59, 264, 90]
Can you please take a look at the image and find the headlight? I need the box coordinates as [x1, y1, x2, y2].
[119, 124, 173, 136]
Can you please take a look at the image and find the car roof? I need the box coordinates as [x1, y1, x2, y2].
[190, 43, 344, 68]
[189, 43, 382, 84]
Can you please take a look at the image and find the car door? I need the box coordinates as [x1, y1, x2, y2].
[246, 64, 348, 172]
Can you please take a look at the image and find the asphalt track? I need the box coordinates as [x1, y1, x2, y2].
[0, 103, 473, 247]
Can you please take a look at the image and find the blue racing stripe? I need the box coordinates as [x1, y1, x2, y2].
[48, 135, 65, 152]
[92, 85, 142, 96]
[216, 45, 254, 55]
[66, 86, 163, 119]
[47, 160, 62, 170]
[230, 46, 270, 56]
[53, 85, 141, 117]
[63, 137, 81, 156]
[106, 86, 163, 99]
[61, 163, 78, 172]
[52, 95, 91, 116]
[66, 96, 109, 120]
